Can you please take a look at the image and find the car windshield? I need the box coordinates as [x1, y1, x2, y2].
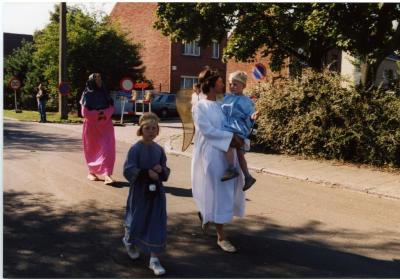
[153, 95, 163, 102]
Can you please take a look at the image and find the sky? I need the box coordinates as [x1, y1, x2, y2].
[2, 2, 115, 35]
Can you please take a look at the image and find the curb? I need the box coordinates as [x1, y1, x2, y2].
[164, 138, 400, 201]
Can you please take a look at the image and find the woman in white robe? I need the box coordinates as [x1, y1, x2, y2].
[191, 67, 245, 253]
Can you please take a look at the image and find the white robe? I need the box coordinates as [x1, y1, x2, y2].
[191, 99, 245, 225]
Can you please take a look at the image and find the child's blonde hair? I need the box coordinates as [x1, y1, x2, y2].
[229, 71, 248, 86]
[137, 112, 160, 136]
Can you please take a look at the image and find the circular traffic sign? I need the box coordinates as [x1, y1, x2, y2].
[59, 81, 71, 95]
[9, 77, 21, 90]
[252, 63, 267, 80]
[120, 77, 134, 91]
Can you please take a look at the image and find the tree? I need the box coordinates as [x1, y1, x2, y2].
[154, 3, 400, 87]
[4, 40, 37, 109]
[26, 5, 145, 110]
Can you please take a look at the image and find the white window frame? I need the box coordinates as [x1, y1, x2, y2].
[183, 40, 200, 56]
[212, 40, 219, 59]
[180, 75, 198, 89]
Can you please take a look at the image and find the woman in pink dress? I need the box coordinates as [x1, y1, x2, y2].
[80, 73, 116, 185]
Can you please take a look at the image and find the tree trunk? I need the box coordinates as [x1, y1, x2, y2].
[360, 56, 382, 89]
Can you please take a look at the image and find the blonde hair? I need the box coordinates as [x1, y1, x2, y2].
[229, 71, 247, 85]
[137, 112, 160, 136]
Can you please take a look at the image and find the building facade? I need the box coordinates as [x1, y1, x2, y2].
[110, 3, 227, 93]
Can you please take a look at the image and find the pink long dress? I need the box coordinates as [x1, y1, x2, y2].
[82, 105, 116, 176]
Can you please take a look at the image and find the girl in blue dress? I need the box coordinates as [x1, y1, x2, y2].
[122, 112, 170, 276]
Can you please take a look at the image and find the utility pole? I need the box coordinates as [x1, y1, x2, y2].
[59, 2, 68, 119]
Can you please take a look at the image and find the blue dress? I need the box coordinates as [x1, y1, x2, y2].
[221, 94, 256, 139]
[123, 141, 170, 254]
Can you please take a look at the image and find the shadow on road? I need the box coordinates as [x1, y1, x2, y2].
[4, 190, 400, 277]
[4, 121, 82, 154]
[164, 185, 192, 197]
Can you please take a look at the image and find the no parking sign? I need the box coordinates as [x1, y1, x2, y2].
[252, 63, 267, 80]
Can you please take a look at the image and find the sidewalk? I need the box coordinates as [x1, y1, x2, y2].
[166, 133, 400, 200]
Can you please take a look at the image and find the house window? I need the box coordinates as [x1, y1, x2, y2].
[212, 40, 219, 59]
[183, 41, 200, 56]
[180, 76, 198, 89]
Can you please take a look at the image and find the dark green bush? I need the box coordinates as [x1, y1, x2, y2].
[250, 69, 400, 167]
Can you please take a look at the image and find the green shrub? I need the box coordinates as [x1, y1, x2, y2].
[250, 69, 400, 167]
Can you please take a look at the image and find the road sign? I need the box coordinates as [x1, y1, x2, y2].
[252, 63, 267, 80]
[9, 77, 21, 90]
[134, 82, 149, 89]
[59, 82, 71, 95]
[120, 77, 134, 91]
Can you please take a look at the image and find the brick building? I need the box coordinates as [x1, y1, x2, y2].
[110, 3, 227, 93]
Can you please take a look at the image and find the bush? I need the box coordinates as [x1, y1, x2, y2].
[250, 69, 400, 167]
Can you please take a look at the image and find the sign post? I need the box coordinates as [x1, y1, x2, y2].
[9, 77, 22, 113]
[119, 77, 135, 125]
[134, 81, 150, 115]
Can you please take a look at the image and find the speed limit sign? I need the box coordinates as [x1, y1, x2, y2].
[9, 77, 21, 90]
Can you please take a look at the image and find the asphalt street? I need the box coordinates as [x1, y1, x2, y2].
[3, 119, 400, 277]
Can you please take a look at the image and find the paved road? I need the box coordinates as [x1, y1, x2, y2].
[3, 119, 400, 277]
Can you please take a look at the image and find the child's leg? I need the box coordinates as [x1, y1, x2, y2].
[238, 149, 257, 191]
[221, 147, 239, 181]
[237, 149, 250, 177]
[226, 147, 235, 168]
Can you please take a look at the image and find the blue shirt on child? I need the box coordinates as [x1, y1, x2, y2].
[221, 94, 256, 139]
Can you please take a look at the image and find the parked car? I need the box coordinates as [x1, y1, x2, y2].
[151, 93, 177, 118]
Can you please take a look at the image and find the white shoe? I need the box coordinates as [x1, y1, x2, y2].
[217, 239, 237, 253]
[149, 259, 166, 276]
[104, 175, 114, 185]
[122, 237, 140, 260]
[87, 173, 99, 181]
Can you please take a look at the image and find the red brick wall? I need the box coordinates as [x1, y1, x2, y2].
[170, 39, 227, 93]
[110, 3, 171, 91]
[226, 51, 290, 92]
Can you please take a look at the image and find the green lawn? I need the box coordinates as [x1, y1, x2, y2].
[4, 109, 83, 124]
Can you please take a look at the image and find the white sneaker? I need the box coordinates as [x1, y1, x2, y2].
[122, 237, 140, 260]
[149, 259, 166, 276]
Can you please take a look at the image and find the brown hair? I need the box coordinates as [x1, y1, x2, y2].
[136, 112, 160, 136]
[198, 66, 221, 94]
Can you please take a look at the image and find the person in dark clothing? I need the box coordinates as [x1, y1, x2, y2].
[36, 84, 48, 123]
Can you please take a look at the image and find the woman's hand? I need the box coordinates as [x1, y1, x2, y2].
[230, 134, 244, 148]
[251, 111, 259, 120]
[153, 164, 163, 174]
[148, 169, 159, 181]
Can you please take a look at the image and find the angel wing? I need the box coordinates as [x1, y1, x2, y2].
[176, 88, 194, 152]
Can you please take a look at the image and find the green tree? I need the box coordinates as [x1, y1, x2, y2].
[154, 3, 400, 87]
[4, 40, 37, 109]
[27, 5, 145, 110]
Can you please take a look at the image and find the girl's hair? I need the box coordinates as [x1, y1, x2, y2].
[198, 66, 221, 94]
[137, 112, 160, 136]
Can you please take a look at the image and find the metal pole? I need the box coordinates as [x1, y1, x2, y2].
[120, 96, 126, 124]
[59, 2, 68, 119]
[14, 89, 18, 112]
